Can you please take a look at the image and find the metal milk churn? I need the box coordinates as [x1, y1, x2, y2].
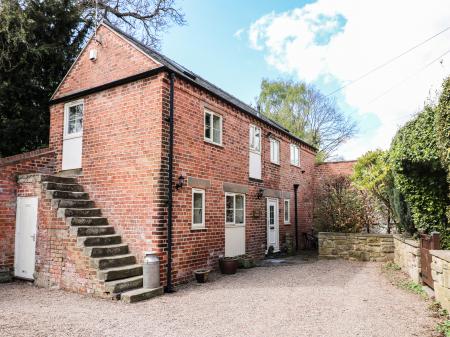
[143, 251, 160, 289]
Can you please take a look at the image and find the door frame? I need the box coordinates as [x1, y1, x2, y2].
[14, 196, 38, 280]
[62, 99, 84, 170]
[266, 198, 280, 253]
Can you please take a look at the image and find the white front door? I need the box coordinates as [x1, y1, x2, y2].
[62, 100, 84, 170]
[14, 197, 38, 280]
[267, 198, 280, 252]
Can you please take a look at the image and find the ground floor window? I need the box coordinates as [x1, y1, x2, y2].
[225, 193, 245, 225]
[284, 199, 290, 224]
[192, 189, 205, 229]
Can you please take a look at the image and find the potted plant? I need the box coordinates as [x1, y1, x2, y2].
[193, 269, 210, 283]
[238, 254, 255, 269]
[219, 257, 238, 274]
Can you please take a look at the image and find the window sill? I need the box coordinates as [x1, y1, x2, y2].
[290, 163, 300, 168]
[284, 222, 291, 225]
[204, 139, 223, 148]
[225, 223, 245, 228]
[191, 226, 206, 231]
[270, 161, 281, 166]
[249, 177, 263, 183]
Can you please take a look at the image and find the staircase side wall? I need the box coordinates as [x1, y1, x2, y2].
[15, 174, 105, 296]
[0, 149, 55, 282]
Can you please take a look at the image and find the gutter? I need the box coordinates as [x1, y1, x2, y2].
[165, 72, 175, 293]
[294, 184, 299, 252]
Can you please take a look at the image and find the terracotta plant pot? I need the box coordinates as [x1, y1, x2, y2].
[194, 269, 210, 283]
[219, 257, 238, 274]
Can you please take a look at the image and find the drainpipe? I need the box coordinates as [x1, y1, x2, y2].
[165, 72, 175, 293]
[293, 184, 299, 252]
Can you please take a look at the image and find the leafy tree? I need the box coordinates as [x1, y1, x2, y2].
[0, 0, 87, 157]
[352, 150, 395, 233]
[313, 175, 375, 233]
[257, 79, 357, 161]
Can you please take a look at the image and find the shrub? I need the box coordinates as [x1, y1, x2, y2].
[313, 175, 375, 233]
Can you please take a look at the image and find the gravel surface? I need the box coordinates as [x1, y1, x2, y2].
[0, 258, 439, 337]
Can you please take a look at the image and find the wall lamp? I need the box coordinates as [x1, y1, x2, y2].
[256, 188, 264, 199]
[175, 175, 185, 190]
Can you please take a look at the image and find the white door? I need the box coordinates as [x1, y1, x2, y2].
[62, 100, 84, 170]
[267, 198, 280, 252]
[14, 197, 38, 280]
[224, 193, 246, 257]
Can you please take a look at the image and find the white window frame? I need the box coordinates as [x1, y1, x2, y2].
[290, 144, 300, 166]
[192, 189, 205, 229]
[284, 199, 290, 224]
[249, 124, 261, 154]
[270, 138, 280, 164]
[225, 192, 246, 227]
[204, 108, 223, 146]
[63, 99, 84, 139]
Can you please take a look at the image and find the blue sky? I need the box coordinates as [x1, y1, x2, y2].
[161, 0, 450, 160]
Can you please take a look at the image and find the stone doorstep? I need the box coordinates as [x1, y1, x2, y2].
[121, 287, 164, 303]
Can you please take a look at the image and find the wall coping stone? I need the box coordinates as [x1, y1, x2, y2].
[430, 250, 450, 263]
[0, 148, 54, 166]
[17, 173, 45, 184]
[393, 234, 420, 248]
[319, 232, 393, 238]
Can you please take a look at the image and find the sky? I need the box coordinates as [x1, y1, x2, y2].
[161, 0, 450, 160]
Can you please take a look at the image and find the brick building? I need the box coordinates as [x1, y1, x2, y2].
[0, 22, 351, 302]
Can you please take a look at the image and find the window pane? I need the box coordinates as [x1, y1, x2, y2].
[193, 208, 202, 224]
[212, 115, 221, 143]
[254, 128, 260, 151]
[226, 210, 234, 223]
[285, 201, 289, 221]
[68, 104, 83, 134]
[193, 193, 203, 209]
[269, 205, 274, 224]
[205, 113, 211, 139]
[226, 195, 234, 210]
[235, 209, 244, 224]
[235, 195, 244, 209]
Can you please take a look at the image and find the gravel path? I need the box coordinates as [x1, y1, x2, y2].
[0, 258, 439, 337]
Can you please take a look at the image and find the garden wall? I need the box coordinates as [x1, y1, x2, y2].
[318, 232, 394, 261]
[393, 235, 421, 283]
[430, 250, 450, 312]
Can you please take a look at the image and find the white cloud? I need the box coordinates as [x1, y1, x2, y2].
[234, 28, 245, 40]
[246, 0, 450, 160]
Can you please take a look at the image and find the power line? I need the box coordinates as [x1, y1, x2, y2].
[326, 25, 450, 97]
[367, 48, 450, 105]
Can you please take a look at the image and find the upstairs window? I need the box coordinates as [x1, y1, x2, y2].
[249, 125, 261, 153]
[270, 138, 280, 164]
[225, 193, 245, 226]
[290, 144, 300, 166]
[204, 109, 222, 145]
[192, 189, 205, 229]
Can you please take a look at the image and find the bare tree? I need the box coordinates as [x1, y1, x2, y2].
[78, 0, 185, 48]
[257, 79, 357, 161]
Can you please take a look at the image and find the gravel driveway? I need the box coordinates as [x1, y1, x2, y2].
[0, 257, 439, 337]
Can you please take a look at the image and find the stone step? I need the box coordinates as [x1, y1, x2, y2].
[84, 244, 129, 258]
[40, 175, 77, 184]
[68, 217, 108, 227]
[121, 287, 164, 303]
[71, 225, 115, 237]
[97, 264, 143, 281]
[52, 199, 95, 209]
[104, 275, 143, 294]
[58, 208, 101, 218]
[43, 182, 83, 192]
[78, 234, 122, 247]
[91, 254, 136, 270]
[47, 190, 89, 200]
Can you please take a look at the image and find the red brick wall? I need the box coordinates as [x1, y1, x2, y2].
[52, 25, 160, 100]
[164, 75, 317, 283]
[314, 160, 356, 187]
[0, 149, 55, 275]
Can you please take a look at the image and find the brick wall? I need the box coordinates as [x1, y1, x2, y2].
[314, 160, 356, 188]
[0, 149, 55, 279]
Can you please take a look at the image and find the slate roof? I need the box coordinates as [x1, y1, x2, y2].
[103, 21, 316, 151]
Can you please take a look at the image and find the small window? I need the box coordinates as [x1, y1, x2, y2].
[64, 101, 84, 137]
[290, 144, 300, 166]
[225, 193, 245, 226]
[204, 109, 222, 145]
[270, 138, 280, 164]
[249, 125, 261, 153]
[192, 189, 205, 229]
[284, 199, 290, 224]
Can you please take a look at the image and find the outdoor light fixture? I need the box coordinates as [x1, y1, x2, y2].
[175, 175, 185, 190]
[256, 188, 264, 199]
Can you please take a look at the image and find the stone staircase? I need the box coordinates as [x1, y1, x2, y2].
[42, 175, 163, 303]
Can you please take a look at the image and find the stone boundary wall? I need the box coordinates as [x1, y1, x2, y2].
[393, 235, 421, 283]
[430, 250, 450, 312]
[318, 232, 394, 262]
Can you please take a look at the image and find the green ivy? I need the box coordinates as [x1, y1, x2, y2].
[389, 104, 449, 248]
